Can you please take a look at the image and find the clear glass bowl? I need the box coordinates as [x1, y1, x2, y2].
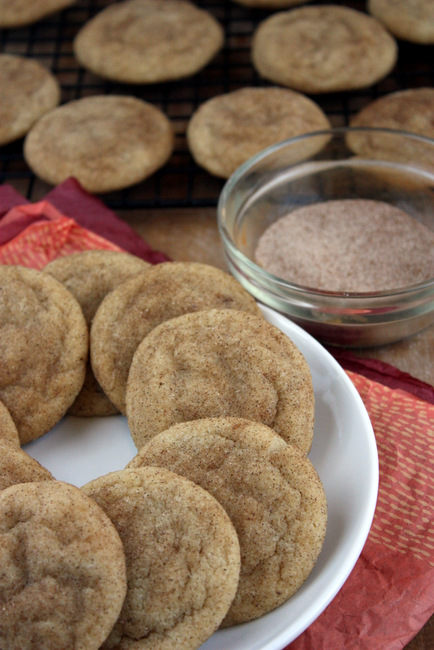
[217, 127, 434, 347]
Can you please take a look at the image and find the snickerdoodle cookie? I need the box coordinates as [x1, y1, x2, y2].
[91, 262, 262, 414]
[126, 308, 314, 453]
[350, 88, 434, 138]
[0, 55, 60, 146]
[0, 264, 88, 445]
[251, 5, 398, 93]
[0, 480, 127, 650]
[0, 0, 76, 28]
[44, 250, 151, 416]
[24, 95, 174, 193]
[0, 439, 54, 490]
[347, 88, 434, 166]
[0, 399, 19, 446]
[187, 86, 331, 178]
[368, 0, 434, 44]
[73, 0, 224, 84]
[128, 417, 327, 625]
[82, 466, 241, 649]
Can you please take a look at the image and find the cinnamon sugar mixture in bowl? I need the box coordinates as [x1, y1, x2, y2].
[255, 199, 434, 293]
[217, 128, 434, 347]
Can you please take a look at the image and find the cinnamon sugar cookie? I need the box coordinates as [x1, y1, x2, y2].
[83, 466, 241, 649]
[251, 5, 398, 93]
[0, 439, 53, 490]
[0, 0, 76, 28]
[368, 0, 434, 44]
[91, 262, 262, 414]
[44, 250, 150, 416]
[24, 95, 174, 193]
[0, 399, 19, 446]
[187, 86, 330, 178]
[128, 417, 327, 625]
[0, 55, 60, 146]
[350, 88, 434, 138]
[73, 0, 224, 84]
[347, 88, 434, 166]
[0, 480, 127, 650]
[0, 265, 87, 444]
[126, 308, 314, 453]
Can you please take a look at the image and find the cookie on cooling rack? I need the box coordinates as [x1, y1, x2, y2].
[0, 399, 19, 446]
[187, 86, 331, 178]
[90, 261, 262, 414]
[347, 88, 434, 166]
[73, 0, 224, 84]
[44, 250, 151, 417]
[368, 0, 434, 44]
[128, 417, 327, 625]
[350, 87, 434, 140]
[0, 265, 88, 445]
[0, 439, 54, 491]
[0, 54, 60, 146]
[125, 308, 315, 453]
[0, 0, 76, 28]
[251, 4, 398, 93]
[82, 466, 241, 649]
[23, 95, 174, 193]
[0, 480, 127, 650]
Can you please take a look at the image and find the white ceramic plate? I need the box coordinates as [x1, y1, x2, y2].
[25, 305, 378, 649]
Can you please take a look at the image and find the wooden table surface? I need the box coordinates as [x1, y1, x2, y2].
[119, 205, 433, 649]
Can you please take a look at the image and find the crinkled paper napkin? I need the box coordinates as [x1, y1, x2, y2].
[1, 180, 433, 650]
[0, 178, 169, 265]
[290, 369, 433, 650]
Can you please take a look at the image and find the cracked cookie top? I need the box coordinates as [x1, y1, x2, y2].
[128, 417, 327, 624]
[0, 480, 127, 650]
[83, 466, 241, 649]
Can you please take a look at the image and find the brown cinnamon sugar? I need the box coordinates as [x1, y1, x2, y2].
[254, 199, 434, 292]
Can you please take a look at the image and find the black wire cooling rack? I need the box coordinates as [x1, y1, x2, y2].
[1, 0, 433, 209]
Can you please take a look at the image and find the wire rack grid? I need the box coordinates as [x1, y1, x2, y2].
[0, 0, 433, 209]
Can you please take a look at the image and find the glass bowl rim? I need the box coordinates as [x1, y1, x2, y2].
[217, 126, 434, 301]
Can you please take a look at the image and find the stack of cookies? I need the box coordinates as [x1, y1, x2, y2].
[0, 252, 327, 649]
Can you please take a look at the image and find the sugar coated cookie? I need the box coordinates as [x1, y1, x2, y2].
[0, 399, 19, 446]
[126, 308, 314, 453]
[0, 54, 60, 146]
[73, 0, 224, 84]
[350, 88, 434, 138]
[368, 0, 434, 44]
[0, 264, 88, 444]
[251, 5, 397, 93]
[44, 250, 150, 416]
[91, 261, 262, 414]
[0, 480, 127, 650]
[128, 417, 327, 625]
[83, 466, 241, 649]
[0, 439, 54, 491]
[347, 88, 434, 166]
[0, 0, 76, 28]
[24, 95, 174, 193]
[187, 86, 331, 178]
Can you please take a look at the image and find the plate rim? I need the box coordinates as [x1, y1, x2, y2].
[232, 305, 380, 648]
